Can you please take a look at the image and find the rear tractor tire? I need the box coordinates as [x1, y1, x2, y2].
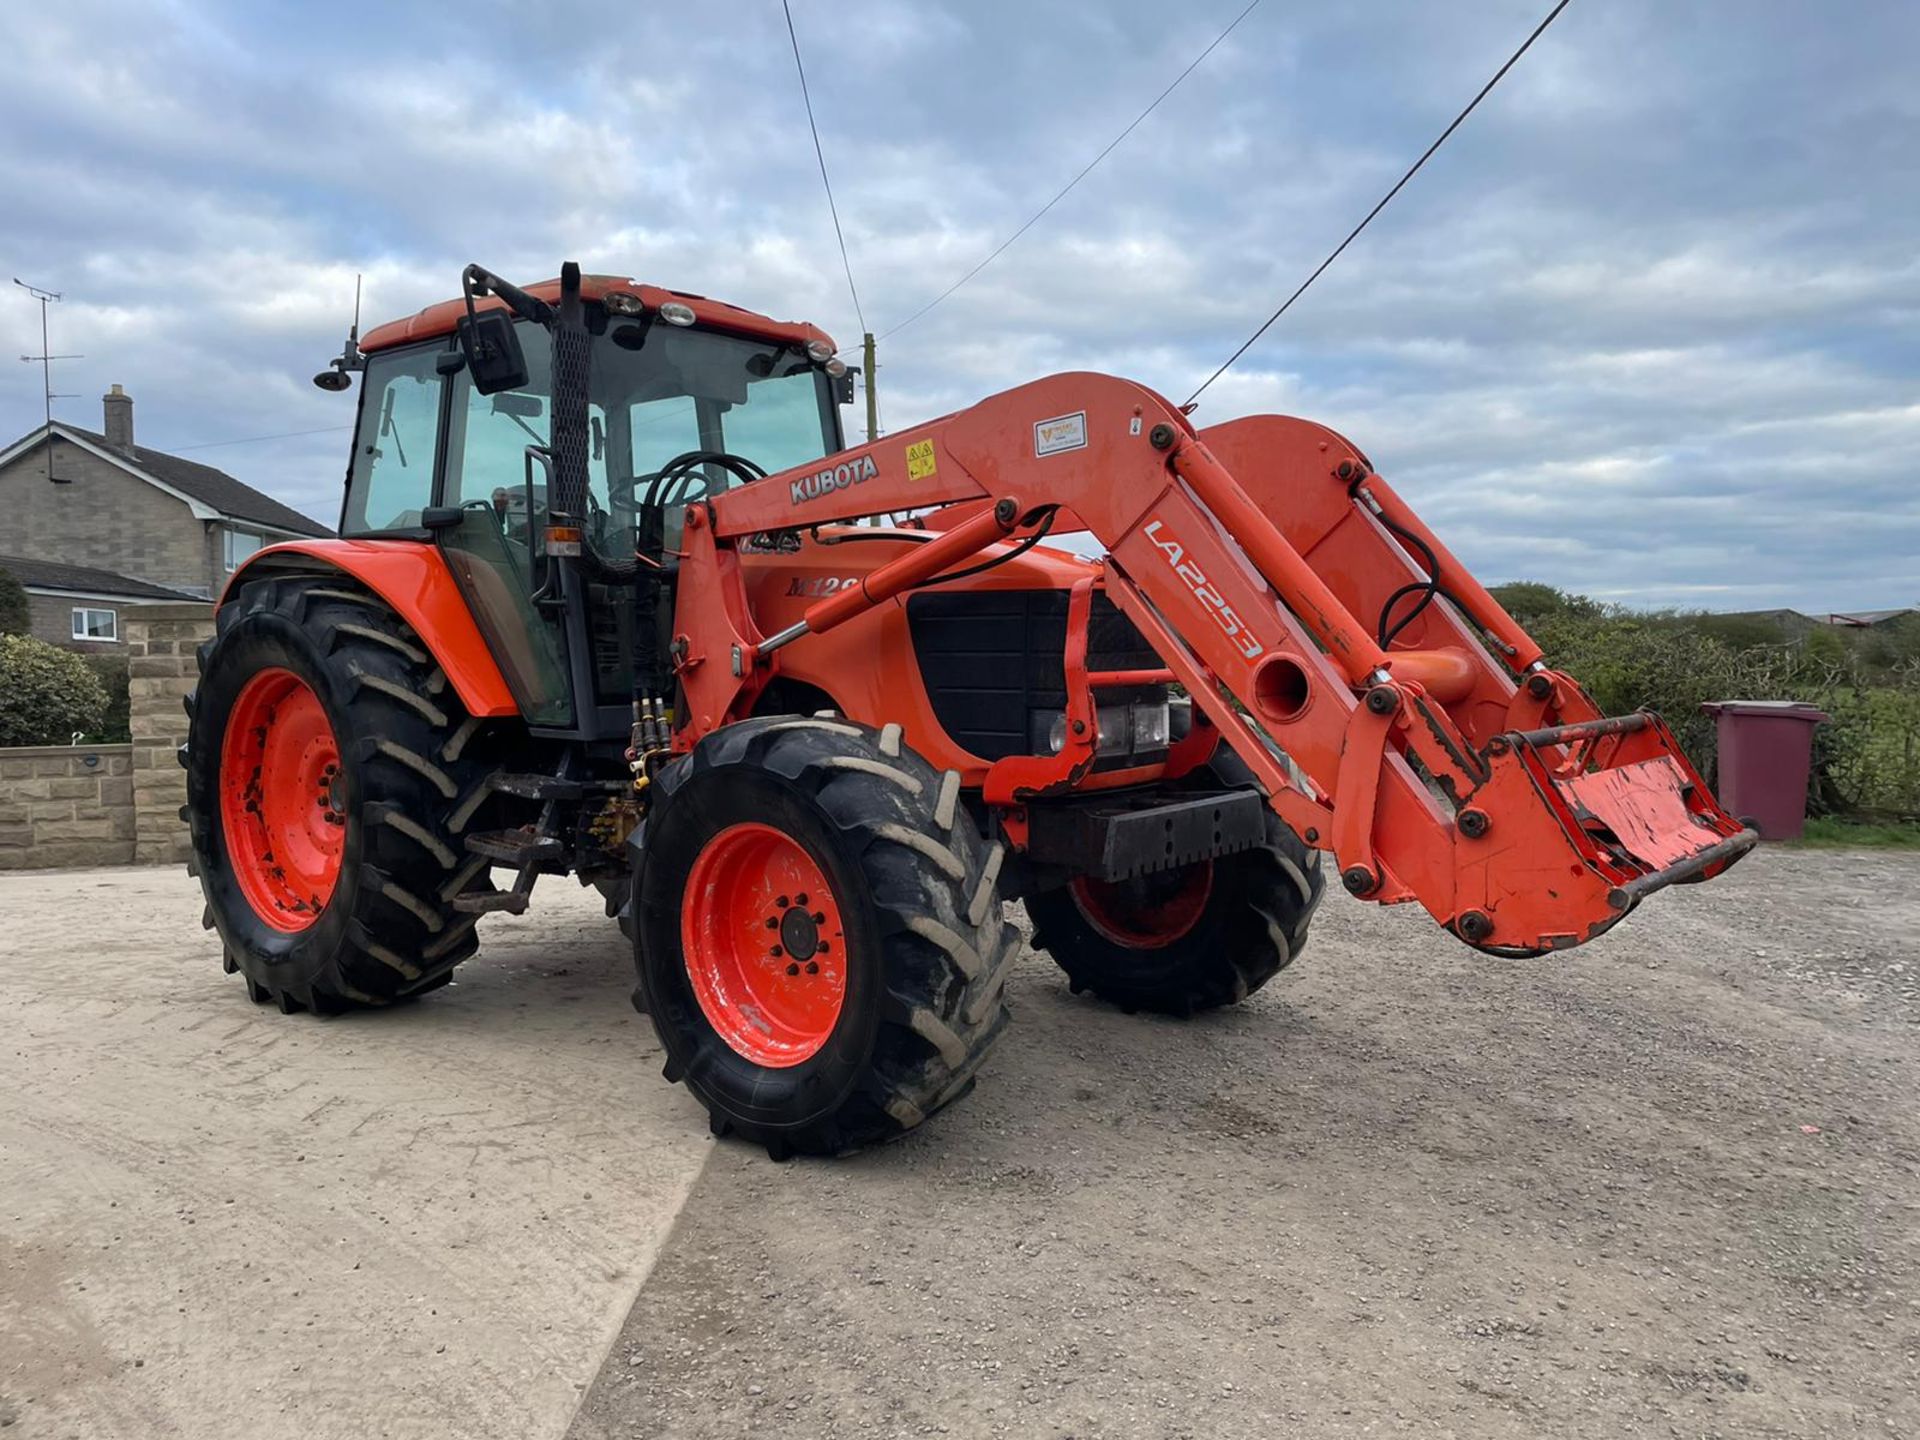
[183, 574, 525, 1013]
[632, 716, 1019, 1158]
[1026, 753, 1324, 1016]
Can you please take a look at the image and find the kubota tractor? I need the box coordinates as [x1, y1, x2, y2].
[183, 262, 1755, 1156]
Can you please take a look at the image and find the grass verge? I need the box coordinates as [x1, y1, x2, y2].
[1793, 817, 1920, 849]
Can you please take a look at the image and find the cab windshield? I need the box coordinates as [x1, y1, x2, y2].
[342, 320, 841, 548]
[445, 322, 839, 556]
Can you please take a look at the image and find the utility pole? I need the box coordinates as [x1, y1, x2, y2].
[862, 331, 878, 444]
[14, 278, 81, 484]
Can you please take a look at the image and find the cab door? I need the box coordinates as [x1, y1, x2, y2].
[432, 326, 579, 729]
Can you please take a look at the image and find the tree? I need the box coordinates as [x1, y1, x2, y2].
[0, 634, 110, 746]
[0, 566, 28, 637]
[1488, 581, 1602, 623]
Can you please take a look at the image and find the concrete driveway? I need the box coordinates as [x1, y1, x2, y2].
[0, 868, 707, 1440]
[5, 847, 1920, 1439]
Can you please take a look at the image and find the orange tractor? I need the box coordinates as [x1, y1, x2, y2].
[184, 262, 1754, 1156]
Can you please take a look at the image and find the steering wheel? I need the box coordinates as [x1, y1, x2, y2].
[639, 450, 769, 511]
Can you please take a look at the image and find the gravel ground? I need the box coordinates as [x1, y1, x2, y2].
[0, 870, 710, 1440]
[569, 845, 1920, 1440]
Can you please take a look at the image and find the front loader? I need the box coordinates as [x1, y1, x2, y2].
[183, 261, 1754, 1156]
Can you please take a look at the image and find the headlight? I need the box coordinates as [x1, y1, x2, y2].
[805, 338, 836, 363]
[1032, 698, 1173, 760]
[603, 290, 645, 316]
[1041, 712, 1068, 754]
[1130, 700, 1170, 750]
[658, 301, 696, 326]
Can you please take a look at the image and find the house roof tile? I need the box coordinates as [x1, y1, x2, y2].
[0, 552, 204, 602]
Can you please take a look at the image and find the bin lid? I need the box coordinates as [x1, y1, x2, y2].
[1700, 699, 1830, 723]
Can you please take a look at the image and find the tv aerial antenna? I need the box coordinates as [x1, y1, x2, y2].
[14, 278, 82, 483]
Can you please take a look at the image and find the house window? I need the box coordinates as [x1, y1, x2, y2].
[71, 607, 118, 642]
[224, 529, 264, 570]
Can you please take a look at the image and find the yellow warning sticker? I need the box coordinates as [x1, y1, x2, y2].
[905, 438, 937, 482]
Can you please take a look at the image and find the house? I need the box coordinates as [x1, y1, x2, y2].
[1823, 608, 1919, 628]
[0, 552, 199, 651]
[0, 385, 332, 615]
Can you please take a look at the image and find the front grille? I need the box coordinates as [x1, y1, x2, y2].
[905, 590, 1164, 762]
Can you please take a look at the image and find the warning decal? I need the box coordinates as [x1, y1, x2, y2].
[905, 438, 937, 481]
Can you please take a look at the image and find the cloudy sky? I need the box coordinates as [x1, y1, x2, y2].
[2, 0, 1915, 611]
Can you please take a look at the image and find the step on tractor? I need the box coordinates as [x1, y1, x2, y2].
[184, 261, 1756, 1157]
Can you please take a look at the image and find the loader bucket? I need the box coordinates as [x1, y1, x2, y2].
[1455, 710, 1756, 954]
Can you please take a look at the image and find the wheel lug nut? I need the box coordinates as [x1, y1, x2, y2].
[786, 963, 800, 977]
[812, 911, 826, 925]
[817, 940, 831, 955]
[765, 917, 778, 929]
[770, 945, 783, 958]
[806, 961, 819, 975]
[794, 893, 808, 906]
[777, 895, 789, 908]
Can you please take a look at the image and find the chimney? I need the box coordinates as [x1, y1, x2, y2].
[103, 384, 133, 449]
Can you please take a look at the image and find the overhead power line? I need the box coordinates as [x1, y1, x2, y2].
[1184, 0, 1574, 407]
[171, 424, 353, 453]
[782, 0, 867, 335]
[876, 0, 1264, 345]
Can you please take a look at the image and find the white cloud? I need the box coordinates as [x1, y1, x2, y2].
[0, 0, 1914, 612]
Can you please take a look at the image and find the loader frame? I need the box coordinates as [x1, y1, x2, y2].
[669, 371, 1754, 955]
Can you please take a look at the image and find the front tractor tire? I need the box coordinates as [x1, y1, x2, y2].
[633, 717, 1019, 1158]
[184, 575, 521, 1013]
[1026, 755, 1325, 1016]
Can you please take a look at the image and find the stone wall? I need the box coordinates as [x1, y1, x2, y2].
[0, 603, 216, 870]
[127, 603, 217, 865]
[0, 744, 135, 869]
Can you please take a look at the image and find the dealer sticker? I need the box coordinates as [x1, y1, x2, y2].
[1034, 411, 1088, 458]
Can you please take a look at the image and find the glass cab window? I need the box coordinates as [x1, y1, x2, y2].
[342, 346, 444, 534]
[597, 326, 835, 551]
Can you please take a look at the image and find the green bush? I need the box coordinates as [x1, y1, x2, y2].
[1503, 590, 1920, 822]
[0, 567, 28, 637]
[1488, 581, 1602, 623]
[0, 634, 111, 746]
[81, 652, 131, 743]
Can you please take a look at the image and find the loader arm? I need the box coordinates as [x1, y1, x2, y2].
[676, 371, 1753, 954]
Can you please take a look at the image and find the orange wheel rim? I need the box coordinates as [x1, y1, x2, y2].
[1069, 864, 1213, 950]
[219, 668, 344, 932]
[682, 822, 848, 1067]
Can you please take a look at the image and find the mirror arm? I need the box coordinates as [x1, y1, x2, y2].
[463, 264, 555, 328]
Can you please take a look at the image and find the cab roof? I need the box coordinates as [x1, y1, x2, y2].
[358, 274, 837, 356]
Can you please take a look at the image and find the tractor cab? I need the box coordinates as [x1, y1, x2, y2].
[337, 267, 850, 738]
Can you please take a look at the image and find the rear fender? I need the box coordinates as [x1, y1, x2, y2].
[224, 540, 519, 718]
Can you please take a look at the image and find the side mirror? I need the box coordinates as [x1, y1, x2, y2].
[457, 309, 530, 395]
